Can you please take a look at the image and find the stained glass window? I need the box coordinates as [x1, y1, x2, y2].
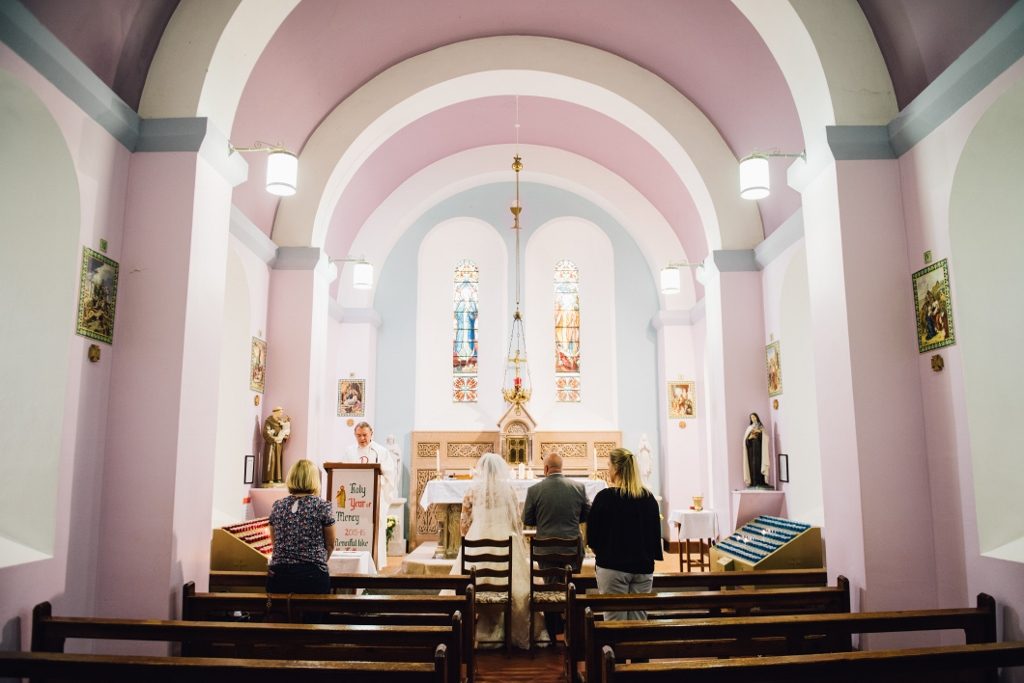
[554, 260, 581, 401]
[452, 260, 479, 402]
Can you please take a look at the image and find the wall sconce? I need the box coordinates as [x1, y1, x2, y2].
[739, 151, 805, 200]
[659, 260, 705, 294]
[330, 257, 374, 290]
[228, 141, 298, 196]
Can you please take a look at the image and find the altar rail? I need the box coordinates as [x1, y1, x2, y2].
[208, 569, 473, 594]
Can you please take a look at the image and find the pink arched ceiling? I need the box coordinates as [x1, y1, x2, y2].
[23, 1, 1015, 253]
[230, 0, 805, 253]
[322, 96, 706, 267]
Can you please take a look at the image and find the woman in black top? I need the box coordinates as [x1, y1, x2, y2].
[586, 447, 662, 620]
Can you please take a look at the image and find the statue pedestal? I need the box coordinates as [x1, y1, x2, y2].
[731, 489, 785, 531]
[387, 498, 407, 556]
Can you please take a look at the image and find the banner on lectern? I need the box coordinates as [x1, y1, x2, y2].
[324, 462, 380, 566]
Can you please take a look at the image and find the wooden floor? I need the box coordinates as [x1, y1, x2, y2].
[476, 645, 566, 683]
[382, 548, 691, 683]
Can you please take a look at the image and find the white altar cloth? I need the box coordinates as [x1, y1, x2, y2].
[419, 477, 607, 509]
[328, 549, 376, 576]
[668, 509, 719, 540]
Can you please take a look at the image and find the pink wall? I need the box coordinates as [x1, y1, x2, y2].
[0, 46, 129, 647]
[703, 267, 771, 533]
[96, 149, 232, 622]
[264, 264, 332, 471]
[899, 57, 1024, 641]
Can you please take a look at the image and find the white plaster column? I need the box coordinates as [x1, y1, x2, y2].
[264, 247, 333, 472]
[701, 252, 772, 533]
[96, 119, 245, 619]
[793, 132, 938, 620]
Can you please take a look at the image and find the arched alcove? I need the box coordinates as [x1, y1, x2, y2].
[524, 217, 616, 429]
[0, 68, 80, 566]
[949, 77, 1024, 562]
[211, 245, 253, 526]
[778, 243, 824, 526]
[414, 218, 508, 429]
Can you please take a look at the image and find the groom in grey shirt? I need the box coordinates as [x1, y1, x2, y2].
[523, 452, 590, 637]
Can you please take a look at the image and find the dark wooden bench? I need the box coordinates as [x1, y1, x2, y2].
[585, 593, 997, 683]
[209, 570, 474, 594]
[567, 567, 828, 593]
[31, 600, 463, 683]
[183, 582, 475, 681]
[600, 641, 1024, 683]
[568, 576, 849, 682]
[0, 648, 447, 682]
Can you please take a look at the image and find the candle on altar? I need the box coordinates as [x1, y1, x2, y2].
[517, 463, 525, 480]
[592, 446, 598, 474]
[435, 447, 441, 475]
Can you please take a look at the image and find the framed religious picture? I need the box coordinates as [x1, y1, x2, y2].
[766, 341, 783, 397]
[249, 337, 267, 393]
[912, 258, 956, 353]
[338, 379, 366, 417]
[75, 247, 119, 344]
[243, 455, 255, 485]
[667, 381, 696, 419]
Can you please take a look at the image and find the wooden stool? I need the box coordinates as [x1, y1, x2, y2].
[680, 537, 712, 572]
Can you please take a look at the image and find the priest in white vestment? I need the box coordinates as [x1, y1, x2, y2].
[343, 421, 398, 563]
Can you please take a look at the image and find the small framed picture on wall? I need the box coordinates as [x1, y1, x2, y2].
[243, 455, 255, 485]
[667, 381, 696, 419]
[777, 453, 789, 483]
[338, 379, 366, 417]
[250, 337, 267, 393]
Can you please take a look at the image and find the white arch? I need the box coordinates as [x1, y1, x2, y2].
[732, 0, 896, 166]
[139, 0, 300, 133]
[277, 37, 761, 252]
[338, 144, 698, 310]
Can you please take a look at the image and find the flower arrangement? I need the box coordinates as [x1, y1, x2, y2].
[386, 515, 398, 544]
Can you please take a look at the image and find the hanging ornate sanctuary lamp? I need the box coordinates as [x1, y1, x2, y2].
[501, 154, 532, 406]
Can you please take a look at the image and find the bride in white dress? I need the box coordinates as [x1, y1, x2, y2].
[456, 452, 547, 649]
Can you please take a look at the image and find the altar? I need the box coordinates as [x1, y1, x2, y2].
[418, 477, 607, 558]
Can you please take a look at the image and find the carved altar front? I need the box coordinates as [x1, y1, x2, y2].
[409, 429, 621, 549]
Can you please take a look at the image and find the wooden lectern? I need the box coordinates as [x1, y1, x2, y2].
[324, 462, 382, 569]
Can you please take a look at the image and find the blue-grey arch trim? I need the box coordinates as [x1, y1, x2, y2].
[0, 0, 139, 149]
[888, 1, 1024, 156]
[827, 126, 895, 160]
[712, 249, 758, 272]
[373, 182, 662, 500]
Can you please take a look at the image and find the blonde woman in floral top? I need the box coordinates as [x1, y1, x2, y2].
[267, 459, 336, 594]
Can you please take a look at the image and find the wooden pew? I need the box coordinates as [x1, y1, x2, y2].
[600, 641, 1024, 683]
[585, 593, 997, 683]
[183, 582, 475, 682]
[568, 576, 849, 682]
[31, 600, 463, 683]
[209, 569, 473, 594]
[0, 647, 448, 682]
[567, 567, 828, 593]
